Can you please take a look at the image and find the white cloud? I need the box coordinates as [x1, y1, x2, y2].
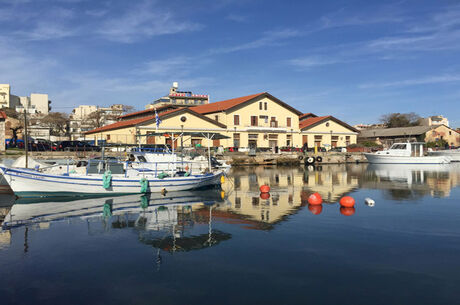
[286, 56, 347, 69]
[96, 2, 202, 43]
[359, 75, 460, 89]
[226, 13, 248, 23]
[210, 29, 301, 54]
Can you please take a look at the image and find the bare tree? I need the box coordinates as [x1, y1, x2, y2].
[380, 112, 421, 128]
[41, 112, 69, 136]
[87, 111, 105, 129]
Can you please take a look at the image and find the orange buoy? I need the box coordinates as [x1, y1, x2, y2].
[339, 196, 355, 207]
[260, 192, 270, 200]
[340, 206, 355, 216]
[259, 184, 270, 193]
[308, 192, 322, 205]
[308, 204, 322, 215]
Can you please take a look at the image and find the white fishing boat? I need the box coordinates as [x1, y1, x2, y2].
[428, 148, 460, 162]
[0, 159, 224, 198]
[364, 142, 451, 164]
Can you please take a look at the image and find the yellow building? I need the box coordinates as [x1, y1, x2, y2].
[85, 92, 358, 149]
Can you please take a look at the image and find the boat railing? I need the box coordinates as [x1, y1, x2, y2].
[84, 159, 203, 178]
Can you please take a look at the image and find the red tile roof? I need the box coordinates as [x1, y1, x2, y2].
[118, 105, 177, 119]
[191, 93, 266, 114]
[0, 111, 6, 119]
[300, 113, 317, 120]
[85, 108, 182, 134]
[299, 115, 359, 132]
[299, 116, 331, 130]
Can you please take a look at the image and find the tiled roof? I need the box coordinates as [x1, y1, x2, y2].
[85, 107, 226, 135]
[359, 125, 434, 138]
[118, 105, 177, 119]
[0, 111, 6, 119]
[300, 113, 317, 120]
[192, 93, 265, 114]
[85, 108, 182, 134]
[299, 115, 359, 132]
[299, 116, 331, 129]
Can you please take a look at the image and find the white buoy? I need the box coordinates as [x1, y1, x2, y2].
[365, 197, 375, 207]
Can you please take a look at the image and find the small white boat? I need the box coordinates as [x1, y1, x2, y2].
[364, 142, 451, 164]
[428, 149, 460, 162]
[0, 160, 224, 198]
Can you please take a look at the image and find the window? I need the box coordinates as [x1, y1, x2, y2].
[235, 197, 241, 208]
[251, 116, 258, 126]
[259, 102, 263, 110]
[287, 117, 291, 127]
[248, 134, 258, 139]
[234, 115, 240, 125]
[214, 115, 218, 122]
[264, 102, 267, 110]
[106, 134, 110, 140]
[233, 133, 240, 147]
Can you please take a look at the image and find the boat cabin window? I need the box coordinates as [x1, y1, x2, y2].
[391, 144, 407, 149]
[137, 155, 147, 162]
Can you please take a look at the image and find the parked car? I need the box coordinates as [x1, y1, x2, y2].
[56, 141, 101, 152]
[279, 146, 301, 152]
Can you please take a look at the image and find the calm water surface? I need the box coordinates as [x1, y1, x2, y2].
[1, 163, 460, 305]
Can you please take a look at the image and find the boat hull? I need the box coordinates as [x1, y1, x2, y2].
[0, 167, 223, 198]
[428, 151, 460, 162]
[364, 153, 451, 164]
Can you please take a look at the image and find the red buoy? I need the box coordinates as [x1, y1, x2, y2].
[308, 204, 323, 215]
[340, 206, 355, 216]
[259, 184, 270, 193]
[308, 192, 322, 205]
[339, 196, 355, 207]
[260, 192, 270, 200]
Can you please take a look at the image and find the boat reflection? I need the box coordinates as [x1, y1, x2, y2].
[364, 163, 460, 200]
[0, 190, 230, 254]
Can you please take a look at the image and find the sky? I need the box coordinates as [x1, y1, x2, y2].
[0, 0, 459, 127]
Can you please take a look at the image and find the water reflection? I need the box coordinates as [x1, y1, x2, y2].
[363, 163, 460, 200]
[0, 191, 230, 254]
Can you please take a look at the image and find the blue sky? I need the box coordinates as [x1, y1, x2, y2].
[1, 0, 459, 127]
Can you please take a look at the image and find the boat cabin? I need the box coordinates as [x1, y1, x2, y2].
[377, 142, 425, 157]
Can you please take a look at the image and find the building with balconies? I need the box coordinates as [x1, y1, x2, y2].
[145, 82, 209, 109]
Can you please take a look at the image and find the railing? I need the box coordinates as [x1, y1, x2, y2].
[84, 159, 213, 178]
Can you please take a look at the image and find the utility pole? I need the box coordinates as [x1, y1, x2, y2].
[24, 109, 29, 168]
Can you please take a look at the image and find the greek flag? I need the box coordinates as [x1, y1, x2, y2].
[155, 108, 161, 129]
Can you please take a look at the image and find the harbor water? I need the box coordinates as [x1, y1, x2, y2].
[1, 163, 460, 304]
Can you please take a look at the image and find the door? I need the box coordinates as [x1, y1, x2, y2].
[269, 140, 277, 148]
[166, 137, 178, 149]
[146, 134, 155, 144]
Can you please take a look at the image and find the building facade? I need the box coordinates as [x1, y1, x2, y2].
[70, 104, 125, 140]
[145, 82, 209, 109]
[0, 84, 51, 115]
[419, 115, 449, 127]
[359, 125, 460, 147]
[85, 92, 358, 149]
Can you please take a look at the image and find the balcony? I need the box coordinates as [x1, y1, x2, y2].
[245, 123, 292, 132]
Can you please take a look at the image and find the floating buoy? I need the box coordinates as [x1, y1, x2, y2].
[340, 206, 355, 216]
[221, 190, 225, 200]
[340, 196, 355, 207]
[365, 197, 375, 207]
[308, 192, 322, 205]
[259, 184, 270, 193]
[220, 175, 225, 184]
[260, 192, 270, 200]
[308, 204, 322, 215]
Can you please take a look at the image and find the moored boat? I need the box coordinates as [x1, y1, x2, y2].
[428, 149, 460, 162]
[0, 160, 224, 198]
[364, 142, 451, 164]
